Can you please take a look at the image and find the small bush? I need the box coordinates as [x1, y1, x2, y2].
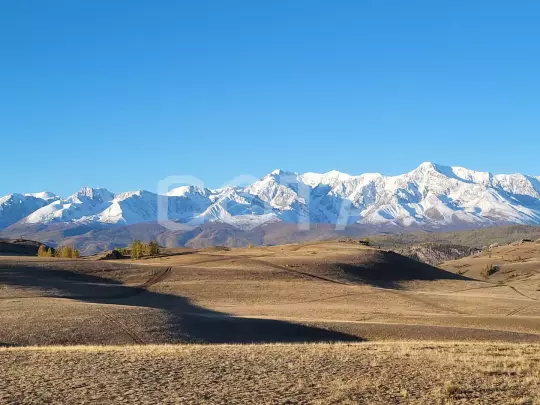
[442, 381, 460, 397]
[481, 264, 499, 279]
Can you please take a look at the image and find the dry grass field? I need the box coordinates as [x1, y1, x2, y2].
[2, 342, 540, 404]
[440, 239, 540, 288]
[3, 241, 540, 345]
[3, 240, 540, 403]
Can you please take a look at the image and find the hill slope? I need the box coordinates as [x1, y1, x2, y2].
[369, 224, 540, 249]
[4, 241, 540, 347]
[0, 239, 50, 256]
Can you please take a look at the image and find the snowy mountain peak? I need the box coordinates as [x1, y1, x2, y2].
[115, 189, 153, 199]
[0, 193, 18, 204]
[415, 161, 439, 171]
[408, 161, 449, 177]
[166, 185, 207, 197]
[3, 163, 540, 231]
[70, 187, 115, 203]
[325, 169, 349, 176]
[301, 170, 353, 186]
[0, 193, 52, 228]
[269, 169, 297, 178]
[24, 192, 58, 201]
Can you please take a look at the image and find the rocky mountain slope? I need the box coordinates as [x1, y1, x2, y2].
[0, 192, 57, 229]
[369, 224, 540, 250]
[0, 239, 51, 256]
[2, 163, 540, 253]
[2, 163, 540, 232]
[395, 243, 481, 266]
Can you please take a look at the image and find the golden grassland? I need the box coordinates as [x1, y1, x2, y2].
[2, 342, 540, 404]
[440, 239, 540, 283]
[4, 241, 540, 404]
[3, 241, 540, 346]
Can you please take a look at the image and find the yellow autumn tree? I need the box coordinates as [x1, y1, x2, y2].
[130, 240, 143, 260]
[54, 246, 80, 258]
[61, 246, 71, 258]
[144, 240, 160, 256]
[37, 245, 47, 257]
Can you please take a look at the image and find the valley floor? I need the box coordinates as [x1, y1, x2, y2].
[2, 342, 540, 405]
[3, 241, 540, 403]
[3, 242, 540, 345]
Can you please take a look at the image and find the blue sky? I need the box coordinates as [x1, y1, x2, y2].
[1, 0, 539, 196]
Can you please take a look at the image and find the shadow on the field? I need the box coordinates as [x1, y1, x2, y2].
[0, 263, 128, 297]
[0, 263, 361, 344]
[0, 342, 19, 347]
[336, 251, 472, 289]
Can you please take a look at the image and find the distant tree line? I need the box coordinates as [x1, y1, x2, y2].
[37, 245, 54, 257]
[130, 240, 160, 260]
[37, 245, 80, 258]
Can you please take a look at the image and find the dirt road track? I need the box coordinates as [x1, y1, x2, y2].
[141, 267, 172, 289]
[97, 308, 146, 344]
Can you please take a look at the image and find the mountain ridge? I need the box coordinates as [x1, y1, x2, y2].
[2, 162, 540, 233]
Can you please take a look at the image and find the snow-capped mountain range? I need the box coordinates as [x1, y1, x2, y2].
[2, 162, 540, 232]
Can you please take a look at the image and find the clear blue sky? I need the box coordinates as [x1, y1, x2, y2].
[1, 0, 539, 196]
